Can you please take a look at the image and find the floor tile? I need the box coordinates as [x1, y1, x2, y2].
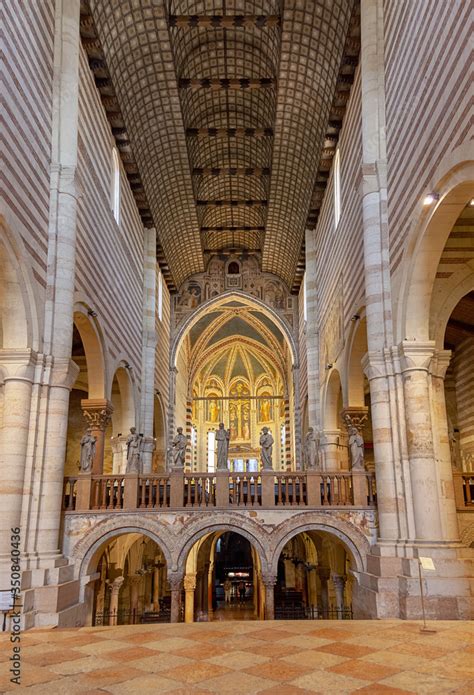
[162, 660, 230, 684]
[205, 649, 270, 670]
[290, 668, 369, 693]
[198, 670, 274, 693]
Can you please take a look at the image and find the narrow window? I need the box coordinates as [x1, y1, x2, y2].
[334, 148, 341, 228]
[207, 430, 216, 472]
[112, 147, 120, 224]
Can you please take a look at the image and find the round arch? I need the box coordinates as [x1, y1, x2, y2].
[0, 221, 39, 350]
[322, 368, 343, 430]
[269, 517, 369, 577]
[171, 291, 298, 369]
[72, 520, 174, 580]
[73, 305, 106, 398]
[110, 364, 136, 436]
[395, 159, 474, 343]
[433, 281, 474, 349]
[175, 518, 271, 575]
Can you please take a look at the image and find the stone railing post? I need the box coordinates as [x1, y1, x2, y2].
[81, 399, 114, 474]
[75, 474, 92, 511]
[216, 471, 229, 507]
[261, 471, 275, 507]
[306, 470, 322, 506]
[169, 470, 184, 508]
[352, 470, 368, 506]
[123, 473, 139, 510]
[168, 572, 183, 623]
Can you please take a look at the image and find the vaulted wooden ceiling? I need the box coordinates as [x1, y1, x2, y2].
[81, 1, 360, 292]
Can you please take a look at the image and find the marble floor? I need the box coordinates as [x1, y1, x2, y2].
[1, 620, 473, 694]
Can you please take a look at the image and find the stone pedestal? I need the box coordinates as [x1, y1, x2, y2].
[81, 399, 114, 474]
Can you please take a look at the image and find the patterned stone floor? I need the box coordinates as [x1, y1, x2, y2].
[1, 620, 473, 694]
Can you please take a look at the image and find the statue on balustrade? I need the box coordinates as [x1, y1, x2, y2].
[260, 426, 274, 470]
[126, 427, 143, 473]
[80, 428, 96, 472]
[348, 425, 364, 470]
[216, 422, 230, 470]
[304, 427, 320, 470]
[171, 427, 187, 468]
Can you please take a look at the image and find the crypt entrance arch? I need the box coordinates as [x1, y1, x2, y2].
[170, 292, 300, 471]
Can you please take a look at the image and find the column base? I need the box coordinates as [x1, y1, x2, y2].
[354, 542, 474, 620]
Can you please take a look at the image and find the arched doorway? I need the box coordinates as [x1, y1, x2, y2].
[274, 529, 359, 620]
[183, 529, 265, 622]
[173, 296, 296, 472]
[88, 532, 169, 626]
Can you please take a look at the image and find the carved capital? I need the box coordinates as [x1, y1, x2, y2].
[183, 574, 196, 592]
[167, 572, 183, 591]
[261, 574, 277, 588]
[317, 567, 331, 581]
[109, 576, 124, 595]
[81, 398, 114, 431]
[341, 407, 368, 432]
[332, 574, 347, 589]
[430, 349, 452, 380]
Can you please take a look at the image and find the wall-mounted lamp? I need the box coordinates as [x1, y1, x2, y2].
[351, 314, 360, 322]
[326, 363, 333, 370]
[423, 192, 440, 206]
[124, 362, 132, 371]
[87, 309, 97, 318]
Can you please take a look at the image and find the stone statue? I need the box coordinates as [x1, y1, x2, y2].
[260, 426, 274, 470]
[304, 427, 320, 470]
[348, 425, 364, 470]
[216, 422, 230, 470]
[80, 428, 96, 472]
[171, 427, 187, 468]
[126, 427, 142, 473]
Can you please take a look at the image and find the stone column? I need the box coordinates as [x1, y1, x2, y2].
[293, 365, 303, 470]
[399, 342, 443, 540]
[81, 399, 114, 474]
[318, 567, 330, 617]
[183, 573, 196, 623]
[167, 368, 178, 469]
[332, 574, 346, 619]
[262, 574, 276, 620]
[360, 0, 401, 542]
[430, 351, 459, 541]
[111, 435, 128, 474]
[185, 398, 193, 470]
[139, 228, 157, 474]
[108, 576, 124, 626]
[168, 572, 183, 623]
[305, 228, 322, 439]
[152, 564, 161, 612]
[207, 561, 214, 619]
[0, 351, 38, 586]
[320, 430, 340, 471]
[129, 575, 141, 624]
[284, 396, 291, 469]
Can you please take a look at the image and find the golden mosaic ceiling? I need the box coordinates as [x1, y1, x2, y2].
[86, 0, 358, 289]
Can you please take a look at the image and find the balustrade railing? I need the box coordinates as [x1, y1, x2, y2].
[63, 470, 377, 512]
[91, 476, 125, 510]
[138, 476, 170, 509]
[184, 474, 216, 508]
[228, 474, 261, 507]
[459, 474, 474, 506]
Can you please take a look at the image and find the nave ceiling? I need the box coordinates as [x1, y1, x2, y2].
[80, 0, 361, 292]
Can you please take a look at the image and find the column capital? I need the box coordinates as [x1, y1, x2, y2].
[261, 573, 277, 587]
[167, 571, 184, 591]
[129, 575, 142, 586]
[109, 576, 125, 596]
[0, 348, 41, 381]
[430, 350, 452, 379]
[332, 574, 347, 589]
[81, 398, 114, 431]
[317, 567, 331, 581]
[341, 407, 368, 432]
[398, 340, 436, 373]
[183, 574, 196, 591]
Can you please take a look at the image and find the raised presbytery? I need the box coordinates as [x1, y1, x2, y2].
[1, 0, 473, 637]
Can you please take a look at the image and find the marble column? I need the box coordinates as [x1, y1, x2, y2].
[332, 574, 346, 619]
[152, 563, 161, 612]
[305, 228, 322, 438]
[399, 342, 444, 540]
[183, 573, 196, 623]
[168, 571, 183, 623]
[129, 575, 141, 624]
[81, 399, 114, 474]
[167, 368, 178, 470]
[111, 435, 128, 474]
[318, 567, 330, 617]
[320, 430, 340, 471]
[262, 574, 276, 620]
[430, 351, 460, 540]
[293, 365, 303, 470]
[0, 350, 38, 586]
[207, 561, 214, 619]
[360, 0, 401, 542]
[108, 576, 124, 626]
[185, 398, 192, 470]
[284, 396, 291, 469]
[139, 228, 157, 474]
